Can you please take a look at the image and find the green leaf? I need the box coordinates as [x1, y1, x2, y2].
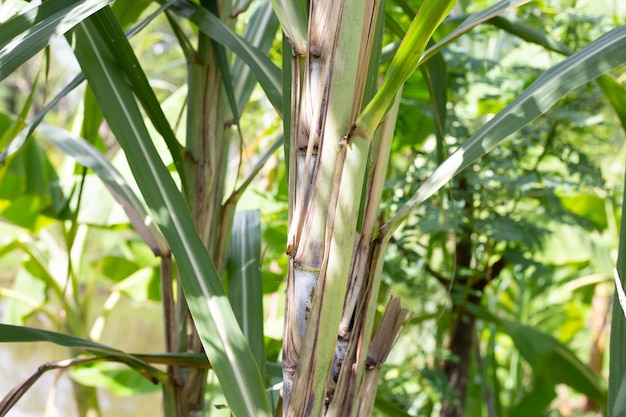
[2, 267, 47, 325]
[420, 0, 532, 65]
[70, 362, 160, 396]
[487, 14, 626, 135]
[612, 373, 626, 417]
[373, 395, 412, 417]
[89, 6, 188, 196]
[0, 1, 174, 164]
[558, 193, 608, 231]
[0, 324, 166, 379]
[114, 267, 161, 302]
[382, 24, 626, 239]
[597, 74, 626, 135]
[356, 0, 455, 138]
[0, 0, 112, 81]
[269, 0, 308, 53]
[111, 0, 153, 29]
[37, 124, 169, 255]
[610, 174, 626, 414]
[233, 0, 280, 116]
[501, 319, 606, 402]
[0, 139, 66, 227]
[70, 13, 270, 416]
[227, 210, 266, 380]
[508, 377, 557, 417]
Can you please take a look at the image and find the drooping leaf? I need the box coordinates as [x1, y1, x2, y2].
[0, 324, 166, 378]
[69, 13, 270, 416]
[233, 0, 280, 116]
[501, 319, 606, 402]
[508, 377, 557, 417]
[89, 6, 187, 196]
[420, 0, 532, 64]
[0, 0, 112, 81]
[37, 124, 169, 255]
[382, 25, 626, 239]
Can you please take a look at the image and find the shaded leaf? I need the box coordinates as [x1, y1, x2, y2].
[227, 210, 266, 379]
[501, 319, 606, 402]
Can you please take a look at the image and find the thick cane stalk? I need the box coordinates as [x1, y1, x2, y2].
[281, 0, 385, 415]
[275, 0, 455, 415]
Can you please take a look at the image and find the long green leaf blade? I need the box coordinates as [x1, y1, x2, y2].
[355, 0, 455, 138]
[69, 13, 270, 416]
[37, 124, 169, 256]
[0, 324, 165, 377]
[382, 25, 626, 240]
[0, 0, 112, 81]
[89, 6, 188, 195]
[420, 0, 531, 64]
[233, 0, 280, 116]
[227, 210, 266, 380]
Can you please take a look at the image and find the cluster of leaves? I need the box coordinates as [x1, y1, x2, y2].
[375, 2, 625, 415]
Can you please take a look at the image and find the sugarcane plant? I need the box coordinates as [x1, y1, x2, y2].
[272, 0, 626, 415]
[1, 0, 626, 416]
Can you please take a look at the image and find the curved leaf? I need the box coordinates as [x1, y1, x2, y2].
[36, 124, 169, 256]
[382, 24, 626, 239]
[501, 319, 606, 402]
[0, 0, 112, 81]
[0, 324, 164, 376]
[69, 13, 271, 416]
[355, 0, 455, 138]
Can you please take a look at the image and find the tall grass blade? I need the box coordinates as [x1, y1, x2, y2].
[420, 0, 531, 64]
[609, 167, 626, 415]
[89, 7, 187, 194]
[355, 0, 454, 138]
[0, 324, 166, 379]
[70, 14, 270, 416]
[227, 210, 266, 379]
[269, 0, 308, 52]
[36, 124, 168, 256]
[487, 15, 626, 134]
[382, 25, 626, 240]
[0, 0, 112, 81]
[233, 0, 280, 116]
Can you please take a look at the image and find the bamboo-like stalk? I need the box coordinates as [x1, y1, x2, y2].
[277, 0, 457, 413]
[282, 0, 388, 415]
[181, 16, 236, 416]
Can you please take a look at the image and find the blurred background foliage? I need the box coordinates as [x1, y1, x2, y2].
[0, 0, 624, 416]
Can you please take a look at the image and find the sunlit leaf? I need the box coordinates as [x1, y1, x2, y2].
[382, 25, 626, 239]
[166, 0, 283, 115]
[70, 362, 160, 396]
[69, 13, 271, 416]
[0, 0, 112, 81]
